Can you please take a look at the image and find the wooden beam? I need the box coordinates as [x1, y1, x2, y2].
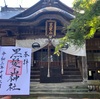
[82, 56, 88, 82]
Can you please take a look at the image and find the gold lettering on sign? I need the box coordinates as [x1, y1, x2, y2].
[49, 22, 53, 35]
[45, 20, 56, 37]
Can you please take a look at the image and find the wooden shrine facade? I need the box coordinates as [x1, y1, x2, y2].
[0, 0, 100, 82]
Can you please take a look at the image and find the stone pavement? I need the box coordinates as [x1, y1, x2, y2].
[29, 82, 100, 98]
[12, 81, 100, 99]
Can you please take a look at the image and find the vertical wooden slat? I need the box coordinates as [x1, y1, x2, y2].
[82, 56, 88, 82]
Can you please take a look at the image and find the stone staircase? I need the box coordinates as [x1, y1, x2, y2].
[12, 81, 100, 99]
[29, 82, 91, 99]
[62, 65, 82, 82]
[30, 83, 88, 93]
[30, 66, 40, 82]
[30, 65, 82, 83]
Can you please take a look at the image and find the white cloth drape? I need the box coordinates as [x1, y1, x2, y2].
[16, 39, 48, 52]
[52, 39, 86, 56]
[16, 39, 86, 56]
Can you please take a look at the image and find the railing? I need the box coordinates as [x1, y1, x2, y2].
[88, 81, 100, 92]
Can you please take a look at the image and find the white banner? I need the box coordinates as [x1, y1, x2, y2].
[16, 39, 86, 56]
[52, 39, 86, 56]
[16, 39, 48, 52]
[0, 46, 31, 95]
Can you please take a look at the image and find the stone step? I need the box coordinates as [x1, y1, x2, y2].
[30, 88, 88, 91]
[62, 75, 82, 79]
[30, 88, 88, 93]
[31, 71, 40, 75]
[30, 84, 88, 93]
[64, 68, 79, 71]
[62, 79, 82, 82]
[31, 65, 82, 82]
[31, 67, 40, 82]
[66, 65, 76, 67]
[30, 79, 40, 82]
[29, 82, 91, 98]
[31, 67, 40, 70]
[62, 65, 82, 82]
[64, 71, 81, 75]
[31, 69, 40, 71]
[13, 82, 100, 99]
[31, 66, 40, 82]
[31, 75, 40, 79]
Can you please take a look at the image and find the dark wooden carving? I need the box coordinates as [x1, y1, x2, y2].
[1, 37, 15, 46]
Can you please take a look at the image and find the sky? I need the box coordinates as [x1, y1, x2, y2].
[0, 0, 74, 8]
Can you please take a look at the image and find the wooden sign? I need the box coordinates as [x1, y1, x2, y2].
[45, 20, 56, 37]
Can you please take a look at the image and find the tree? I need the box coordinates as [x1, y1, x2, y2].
[55, 0, 100, 55]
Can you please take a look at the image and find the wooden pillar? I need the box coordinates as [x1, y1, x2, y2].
[47, 42, 50, 77]
[61, 51, 64, 74]
[66, 54, 68, 67]
[31, 53, 33, 66]
[82, 56, 88, 82]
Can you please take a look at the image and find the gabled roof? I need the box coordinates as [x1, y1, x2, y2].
[0, 0, 74, 20]
[12, 0, 74, 19]
[15, 7, 75, 20]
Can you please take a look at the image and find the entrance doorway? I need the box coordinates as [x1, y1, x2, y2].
[33, 46, 61, 67]
[31, 45, 83, 83]
[33, 45, 62, 83]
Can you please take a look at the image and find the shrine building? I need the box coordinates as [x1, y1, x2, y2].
[0, 0, 100, 98]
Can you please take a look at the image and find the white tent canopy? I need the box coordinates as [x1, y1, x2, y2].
[16, 39, 86, 56]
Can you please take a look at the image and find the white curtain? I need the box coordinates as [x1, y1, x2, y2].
[51, 39, 86, 56]
[16, 38, 86, 56]
[16, 39, 48, 52]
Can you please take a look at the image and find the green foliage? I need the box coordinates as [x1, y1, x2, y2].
[55, 0, 100, 55]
